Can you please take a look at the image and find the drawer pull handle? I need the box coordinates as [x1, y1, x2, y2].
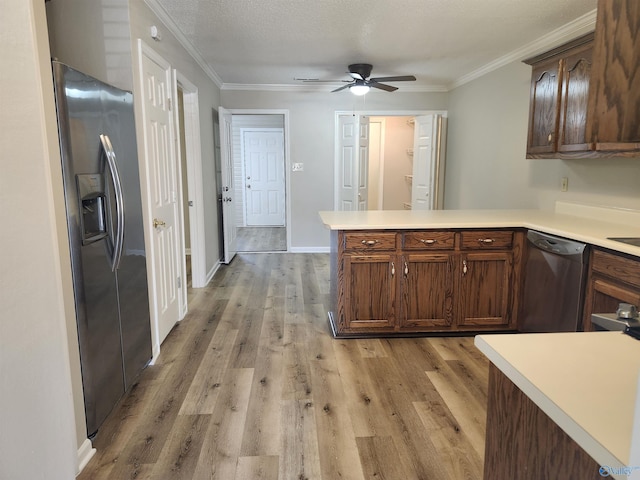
[404, 262, 409, 276]
[463, 259, 468, 275]
[391, 262, 395, 276]
[478, 238, 495, 244]
[362, 240, 378, 246]
[420, 239, 436, 244]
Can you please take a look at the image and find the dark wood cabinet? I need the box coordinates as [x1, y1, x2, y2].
[338, 232, 397, 332]
[525, 0, 640, 158]
[398, 252, 454, 330]
[586, 0, 640, 154]
[582, 248, 640, 331]
[343, 253, 396, 330]
[329, 229, 523, 336]
[458, 252, 513, 328]
[524, 34, 593, 158]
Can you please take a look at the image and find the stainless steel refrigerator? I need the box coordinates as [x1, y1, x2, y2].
[52, 61, 152, 437]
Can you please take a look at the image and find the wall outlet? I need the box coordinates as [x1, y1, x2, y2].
[561, 177, 569, 192]
[292, 163, 304, 172]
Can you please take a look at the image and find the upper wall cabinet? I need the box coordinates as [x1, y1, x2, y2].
[586, 0, 640, 153]
[524, 34, 593, 158]
[525, 0, 640, 159]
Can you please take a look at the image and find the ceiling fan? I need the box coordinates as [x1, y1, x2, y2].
[331, 63, 416, 95]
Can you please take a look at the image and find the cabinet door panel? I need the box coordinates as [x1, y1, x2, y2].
[344, 254, 395, 329]
[400, 253, 454, 329]
[458, 252, 512, 327]
[528, 61, 560, 154]
[558, 47, 592, 152]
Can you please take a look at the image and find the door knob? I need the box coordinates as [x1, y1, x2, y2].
[153, 218, 166, 229]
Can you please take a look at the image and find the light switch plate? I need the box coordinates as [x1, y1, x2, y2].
[292, 163, 304, 172]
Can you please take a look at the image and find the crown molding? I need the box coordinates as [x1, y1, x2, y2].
[220, 83, 449, 93]
[450, 8, 597, 90]
[143, 0, 223, 87]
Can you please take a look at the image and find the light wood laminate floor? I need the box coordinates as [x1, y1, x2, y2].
[236, 227, 286, 252]
[78, 253, 488, 480]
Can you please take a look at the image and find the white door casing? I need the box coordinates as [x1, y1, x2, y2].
[411, 115, 435, 210]
[218, 107, 237, 264]
[242, 129, 285, 226]
[138, 42, 183, 354]
[176, 74, 206, 289]
[357, 117, 370, 211]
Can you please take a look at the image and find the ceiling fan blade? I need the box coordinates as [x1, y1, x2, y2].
[369, 75, 416, 82]
[369, 82, 398, 92]
[331, 83, 353, 93]
[348, 72, 365, 80]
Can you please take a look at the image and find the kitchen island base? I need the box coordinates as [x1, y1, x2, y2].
[328, 228, 524, 338]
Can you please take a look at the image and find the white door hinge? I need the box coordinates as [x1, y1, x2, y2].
[167, 97, 172, 111]
[177, 276, 182, 289]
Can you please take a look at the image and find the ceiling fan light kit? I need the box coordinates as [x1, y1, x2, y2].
[350, 82, 370, 96]
[330, 63, 416, 94]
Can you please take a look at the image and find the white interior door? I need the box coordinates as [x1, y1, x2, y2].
[336, 114, 358, 210]
[243, 130, 285, 226]
[138, 44, 182, 351]
[411, 115, 435, 210]
[219, 107, 237, 264]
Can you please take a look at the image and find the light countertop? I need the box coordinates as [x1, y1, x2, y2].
[475, 331, 640, 478]
[318, 203, 640, 258]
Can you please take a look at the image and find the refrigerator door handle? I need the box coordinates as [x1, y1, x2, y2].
[99, 134, 125, 271]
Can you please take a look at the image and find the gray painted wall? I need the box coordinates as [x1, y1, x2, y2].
[221, 90, 449, 249]
[445, 60, 640, 211]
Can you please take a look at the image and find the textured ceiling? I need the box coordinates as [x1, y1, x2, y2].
[151, 0, 597, 91]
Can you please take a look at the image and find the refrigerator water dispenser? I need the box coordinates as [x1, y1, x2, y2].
[76, 173, 108, 244]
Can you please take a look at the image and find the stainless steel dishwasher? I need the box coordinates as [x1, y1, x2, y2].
[519, 230, 589, 332]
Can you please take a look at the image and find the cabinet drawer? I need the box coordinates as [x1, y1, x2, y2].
[591, 249, 640, 287]
[460, 230, 513, 250]
[344, 232, 397, 251]
[403, 231, 455, 250]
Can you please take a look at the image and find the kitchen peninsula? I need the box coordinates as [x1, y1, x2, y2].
[319, 203, 640, 338]
[320, 204, 640, 479]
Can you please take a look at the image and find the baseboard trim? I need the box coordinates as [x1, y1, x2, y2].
[289, 246, 330, 253]
[205, 261, 221, 286]
[77, 438, 96, 474]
